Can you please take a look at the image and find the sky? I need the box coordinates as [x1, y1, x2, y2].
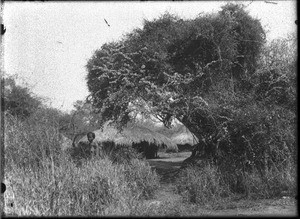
[2, 1, 297, 113]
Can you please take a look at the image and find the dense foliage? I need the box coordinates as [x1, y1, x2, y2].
[1, 76, 42, 119]
[86, 4, 265, 129]
[86, 3, 296, 178]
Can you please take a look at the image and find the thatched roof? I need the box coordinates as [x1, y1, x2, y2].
[169, 125, 198, 146]
[171, 132, 198, 145]
[79, 123, 178, 150]
[149, 119, 198, 146]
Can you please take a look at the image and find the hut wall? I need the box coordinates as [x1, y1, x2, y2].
[132, 141, 147, 157]
[177, 143, 193, 152]
[146, 143, 158, 159]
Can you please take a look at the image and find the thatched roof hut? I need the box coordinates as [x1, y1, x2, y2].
[166, 125, 198, 152]
[153, 120, 198, 146]
[79, 122, 178, 151]
[171, 131, 198, 146]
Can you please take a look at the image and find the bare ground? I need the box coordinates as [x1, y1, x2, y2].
[147, 151, 298, 216]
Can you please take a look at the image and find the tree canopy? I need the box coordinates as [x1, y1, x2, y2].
[85, 3, 296, 169]
[86, 4, 265, 132]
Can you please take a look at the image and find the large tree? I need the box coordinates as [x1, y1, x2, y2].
[85, 3, 295, 170]
[86, 4, 264, 134]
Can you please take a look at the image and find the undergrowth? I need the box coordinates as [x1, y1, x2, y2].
[4, 112, 160, 216]
[175, 158, 296, 208]
[3, 109, 296, 215]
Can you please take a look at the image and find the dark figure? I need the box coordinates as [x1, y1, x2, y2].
[87, 132, 95, 143]
[76, 132, 98, 160]
[86, 132, 101, 157]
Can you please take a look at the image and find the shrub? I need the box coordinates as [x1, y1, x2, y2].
[2, 76, 42, 119]
[109, 144, 142, 165]
[69, 141, 144, 166]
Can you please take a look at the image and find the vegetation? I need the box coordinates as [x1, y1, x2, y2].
[176, 158, 296, 205]
[85, 2, 296, 201]
[176, 162, 232, 205]
[64, 100, 102, 142]
[1, 76, 42, 119]
[2, 2, 296, 216]
[86, 3, 266, 132]
[5, 158, 159, 216]
[4, 107, 159, 216]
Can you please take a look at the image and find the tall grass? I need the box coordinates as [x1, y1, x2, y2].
[4, 112, 160, 216]
[175, 158, 296, 208]
[4, 113, 62, 172]
[241, 165, 296, 199]
[176, 161, 232, 206]
[6, 158, 160, 216]
[124, 159, 160, 199]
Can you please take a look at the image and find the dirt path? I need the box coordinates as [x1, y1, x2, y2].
[147, 152, 298, 216]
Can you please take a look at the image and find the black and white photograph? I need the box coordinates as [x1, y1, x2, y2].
[1, 1, 297, 216]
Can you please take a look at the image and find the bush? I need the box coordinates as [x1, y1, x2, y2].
[108, 144, 142, 165]
[2, 76, 42, 119]
[68, 141, 144, 166]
